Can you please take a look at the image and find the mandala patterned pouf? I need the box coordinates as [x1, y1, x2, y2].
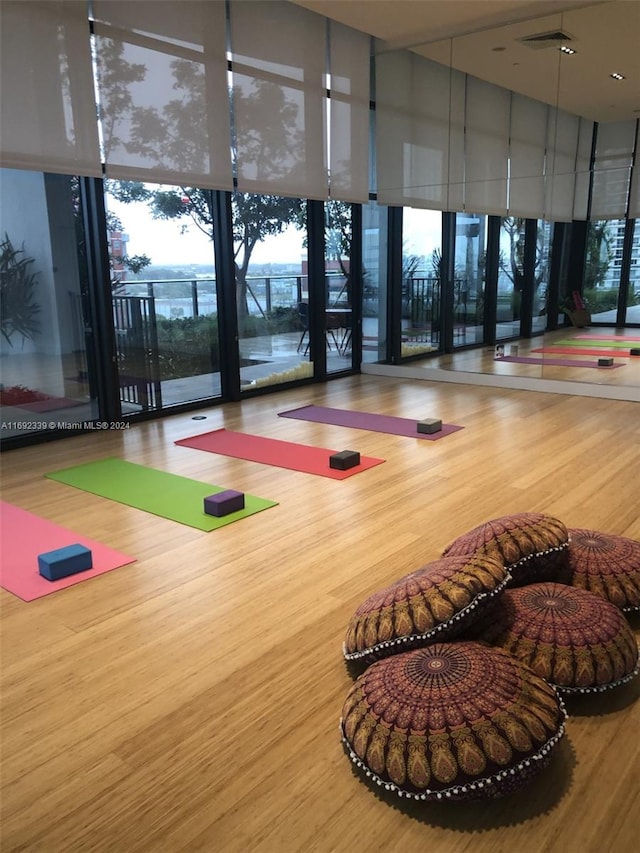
[559, 528, 640, 612]
[473, 582, 640, 694]
[442, 512, 569, 587]
[343, 554, 509, 663]
[340, 641, 567, 801]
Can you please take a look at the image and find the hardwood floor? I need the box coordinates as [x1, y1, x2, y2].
[1, 374, 639, 853]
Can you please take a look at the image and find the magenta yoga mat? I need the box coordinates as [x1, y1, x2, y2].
[278, 405, 463, 440]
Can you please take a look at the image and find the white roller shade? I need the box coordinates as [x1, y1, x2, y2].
[545, 108, 581, 222]
[629, 121, 640, 219]
[573, 118, 594, 221]
[230, 0, 326, 198]
[508, 93, 547, 218]
[0, 1, 101, 177]
[328, 21, 370, 203]
[463, 76, 510, 216]
[375, 51, 464, 210]
[92, 0, 232, 189]
[590, 119, 636, 219]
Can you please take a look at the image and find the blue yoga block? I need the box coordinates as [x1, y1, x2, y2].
[329, 450, 360, 470]
[38, 544, 93, 581]
[204, 489, 245, 517]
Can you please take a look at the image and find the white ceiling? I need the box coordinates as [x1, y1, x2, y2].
[290, 0, 640, 123]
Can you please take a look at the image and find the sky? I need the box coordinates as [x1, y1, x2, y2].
[107, 196, 306, 269]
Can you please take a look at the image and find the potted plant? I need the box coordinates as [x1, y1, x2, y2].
[0, 234, 40, 346]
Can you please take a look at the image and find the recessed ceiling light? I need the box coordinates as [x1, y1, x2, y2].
[559, 45, 576, 55]
[610, 72, 625, 80]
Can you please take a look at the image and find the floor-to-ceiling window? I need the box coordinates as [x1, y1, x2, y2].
[233, 192, 312, 391]
[401, 207, 443, 357]
[453, 213, 487, 347]
[104, 181, 222, 412]
[497, 217, 525, 340]
[583, 219, 624, 323]
[0, 169, 100, 441]
[625, 220, 640, 324]
[361, 201, 389, 363]
[325, 200, 354, 375]
[532, 220, 553, 334]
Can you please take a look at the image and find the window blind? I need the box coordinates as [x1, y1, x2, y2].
[590, 119, 636, 219]
[92, 0, 232, 189]
[463, 76, 510, 216]
[328, 21, 370, 203]
[0, 1, 101, 177]
[229, 0, 326, 199]
[544, 107, 581, 222]
[375, 51, 465, 211]
[508, 93, 547, 218]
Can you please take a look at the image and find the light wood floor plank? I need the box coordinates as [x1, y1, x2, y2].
[1, 375, 639, 853]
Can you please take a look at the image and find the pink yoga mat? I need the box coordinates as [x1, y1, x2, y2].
[0, 501, 136, 601]
[175, 429, 385, 479]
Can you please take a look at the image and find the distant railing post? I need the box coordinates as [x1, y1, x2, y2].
[191, 280, 199, 317]
[265, 277, 272, 312]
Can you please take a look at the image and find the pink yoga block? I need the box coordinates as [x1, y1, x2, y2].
[204, 490, 245, 517]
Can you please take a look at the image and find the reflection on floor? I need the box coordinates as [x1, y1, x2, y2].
[414, 327, 640, 390]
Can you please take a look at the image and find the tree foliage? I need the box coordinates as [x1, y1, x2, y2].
[100, 43, 307, 318]
[0, 234, 40, 346]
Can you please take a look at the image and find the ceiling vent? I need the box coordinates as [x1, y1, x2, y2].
[518, 30, 574, 50]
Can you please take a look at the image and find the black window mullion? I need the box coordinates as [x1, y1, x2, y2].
[307, 199, 326, 376]
[79, 175, 120, 421]
[483, 216, 500, 345]
[212, 189, 241, 401]
[387, 205, 403, 364]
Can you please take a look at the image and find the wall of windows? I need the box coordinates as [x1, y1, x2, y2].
[1, 1, 639, 448]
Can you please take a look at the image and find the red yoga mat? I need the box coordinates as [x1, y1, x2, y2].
[0, 501, 136, 601]
[175, 428, 385, 479]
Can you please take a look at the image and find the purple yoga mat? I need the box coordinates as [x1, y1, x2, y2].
[496, 355, 624, 369]
[278, 405, 463, 440]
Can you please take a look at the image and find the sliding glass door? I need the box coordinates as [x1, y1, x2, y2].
[103, 181, 222, 413]
[0, 169, 100, 442]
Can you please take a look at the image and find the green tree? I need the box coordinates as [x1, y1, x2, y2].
[583, 221, 614, 290]
[102, 50, 306, 320]
[499, 217, 550, 317]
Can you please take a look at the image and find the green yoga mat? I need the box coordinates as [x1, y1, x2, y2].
[45, 458, 277, 531]
[556, 338, 634, 349]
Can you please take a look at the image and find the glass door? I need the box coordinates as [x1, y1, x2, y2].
[401, 207, 443, 358]
[0, 169, 100, 443]
[103, 181, 221, 413]
[497, 217, 526, 340]
[453, 213, 487, 347]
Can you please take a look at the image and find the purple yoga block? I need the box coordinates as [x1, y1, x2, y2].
[204, 490, 245, 517]
[38, 543, 93, 581]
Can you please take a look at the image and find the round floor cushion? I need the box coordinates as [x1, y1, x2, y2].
[340, 641, 567, 801]
[343, 554, 509, 663]
[560, 528, 640, 612]
[473, 582, 639, 694]
[442, 512, 569, 587]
